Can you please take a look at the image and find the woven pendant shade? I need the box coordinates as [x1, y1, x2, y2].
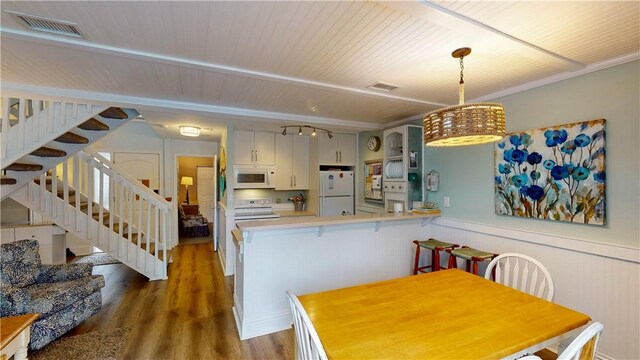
[424, 102, 505, 146]
[424, 47, 506, 147]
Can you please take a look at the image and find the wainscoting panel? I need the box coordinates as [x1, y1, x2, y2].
[430, 218, 639, 360]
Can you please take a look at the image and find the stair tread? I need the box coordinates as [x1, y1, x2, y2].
[78, 118, 110, 131]
[99, 107, 128, 119]
[30, 147, 67, 158]
[1, 176, 17, 185]
[5, 163, 44, 171]
[55, 132, 89, 144]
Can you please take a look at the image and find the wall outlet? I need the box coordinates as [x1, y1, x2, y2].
[443, 196, 450, 208]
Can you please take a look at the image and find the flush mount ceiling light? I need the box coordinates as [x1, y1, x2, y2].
[424, 47, 505, 147]
[179, 125, 200, 137]
[280, 125, 333, 139]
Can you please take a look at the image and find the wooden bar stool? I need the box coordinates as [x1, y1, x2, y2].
[413, 238, 459, 275]
[446, 246, 498, 276]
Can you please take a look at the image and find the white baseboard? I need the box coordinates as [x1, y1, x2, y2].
[233, 292, 291, 340]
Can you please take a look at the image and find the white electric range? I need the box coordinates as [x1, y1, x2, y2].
[233, 198, 280, 222]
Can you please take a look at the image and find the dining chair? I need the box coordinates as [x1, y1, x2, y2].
[286, 290, 328, 360]
[484, 253, 554, 301]
[557, 322, 604, 360]
[518, 356, 542, 360]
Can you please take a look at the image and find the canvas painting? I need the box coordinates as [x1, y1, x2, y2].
[494, 119, 606, 225]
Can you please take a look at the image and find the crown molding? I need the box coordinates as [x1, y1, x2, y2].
[1, 82, 385, 131]
[0, 27, 446, 108]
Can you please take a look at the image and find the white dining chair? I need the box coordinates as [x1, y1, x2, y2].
[558, 322, 604, 360]
[518, 356, 542, 360]
[484, 253, 555, 301]
[286, 290, 328, 360]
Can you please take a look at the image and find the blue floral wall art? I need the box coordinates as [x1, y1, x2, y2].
[494, 119, 606, 225]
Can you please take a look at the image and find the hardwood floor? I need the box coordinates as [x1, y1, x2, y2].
[67, 242, 295, 359]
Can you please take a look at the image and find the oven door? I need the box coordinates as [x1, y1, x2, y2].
[233, 167, 275, 189]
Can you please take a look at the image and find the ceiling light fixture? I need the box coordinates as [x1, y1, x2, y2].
[179, 125, 200, 137]
[424, 47, 505, 147]
[280, 125, 333, 138]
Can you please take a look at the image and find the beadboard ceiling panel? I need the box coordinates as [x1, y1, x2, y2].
[1, 1, 638, 139]
[433, 1, 640, 65]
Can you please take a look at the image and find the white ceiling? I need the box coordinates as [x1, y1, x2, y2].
[1, 1, 638, 141]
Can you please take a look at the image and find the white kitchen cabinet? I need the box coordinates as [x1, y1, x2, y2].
[383, 124, 424, 212]
[275, 135, 310, 190]
[318, 133, 356, 166]
[2, 225, 67, 264]
[234, 131, 275, 165]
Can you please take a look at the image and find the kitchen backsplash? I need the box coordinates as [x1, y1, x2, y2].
[234, 189, 308, 205]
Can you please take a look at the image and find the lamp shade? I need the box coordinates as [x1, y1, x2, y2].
[424, 102, 505, 146]
[181, 176, 193, 186]
[179, 126, 200, 137]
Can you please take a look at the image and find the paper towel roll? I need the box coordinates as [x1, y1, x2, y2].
[394, 202, 403, 213]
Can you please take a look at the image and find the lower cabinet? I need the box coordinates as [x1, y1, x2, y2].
[1, 225, 67, 264]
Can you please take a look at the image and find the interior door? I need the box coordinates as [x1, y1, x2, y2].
[197, 166, 215, 221]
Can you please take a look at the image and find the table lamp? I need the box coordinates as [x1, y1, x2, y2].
[181, 176, 193, 204]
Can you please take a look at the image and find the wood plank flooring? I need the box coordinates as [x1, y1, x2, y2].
[66, 242, 295, 359]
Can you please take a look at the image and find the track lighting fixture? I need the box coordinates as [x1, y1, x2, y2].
[280, 125, 333, 138]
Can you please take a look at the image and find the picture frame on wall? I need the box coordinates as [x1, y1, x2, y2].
[494, 119, 606, 225]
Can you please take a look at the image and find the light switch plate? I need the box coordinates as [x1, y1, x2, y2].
[443, 196, 450, 207]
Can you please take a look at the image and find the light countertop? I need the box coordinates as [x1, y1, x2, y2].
[236, 210, 440, 232]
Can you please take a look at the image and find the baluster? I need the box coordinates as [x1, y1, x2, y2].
[137, 194, 143, 260]
[1, 97, 10, 159]
[128, 185, 134, 256]
[74, 156, 80, 232]
[46, 101, 54, 134]
[118, 179, 125, 258]
[51, 165, 58, 219]
[154, 205, 159, 276]
[98, 164, 105, 246]
[39, 173, 46, 212]
[108, 173, 115, 252]
[146, 200, 152, 274]
[31, 99, 40, 142]
[87, 157, 94, 241]
[17, 98, 26, 150]
[161, 207, 167, 278]
[63, 161, 69, 226]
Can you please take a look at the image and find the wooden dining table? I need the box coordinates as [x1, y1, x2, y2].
[298, 269, 590, 359]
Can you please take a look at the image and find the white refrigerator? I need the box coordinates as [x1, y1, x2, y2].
[319, 171, 354, 216]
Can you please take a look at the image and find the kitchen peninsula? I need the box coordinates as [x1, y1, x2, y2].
[231, 210, 440, 340]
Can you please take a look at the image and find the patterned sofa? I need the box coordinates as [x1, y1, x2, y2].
[0, 239, 105, 350]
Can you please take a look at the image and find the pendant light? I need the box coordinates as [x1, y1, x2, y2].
[424, 48, 505, 147]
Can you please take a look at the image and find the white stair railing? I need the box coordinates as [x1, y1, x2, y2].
[19, 149, 175, 280]
[1, 96, 107, 166]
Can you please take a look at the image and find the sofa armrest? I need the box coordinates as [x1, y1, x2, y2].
[36, 263, 94, 283]
[0, 283, 30, 317]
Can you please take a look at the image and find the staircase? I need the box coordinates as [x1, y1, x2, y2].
[2, 96, 174, 280]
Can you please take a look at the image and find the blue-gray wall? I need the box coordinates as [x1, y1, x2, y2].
[424, 61, 639, 247]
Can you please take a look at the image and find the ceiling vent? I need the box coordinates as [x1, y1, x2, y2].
[368, 82, 399, 92]
[7, 11, 83, 38]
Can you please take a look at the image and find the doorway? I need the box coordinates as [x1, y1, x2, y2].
[177, 156, 214, 245]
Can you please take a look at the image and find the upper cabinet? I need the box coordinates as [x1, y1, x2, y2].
[318, 133, 356, 166]
[234, 131, 275, 165]
[275, 135, 310, 190]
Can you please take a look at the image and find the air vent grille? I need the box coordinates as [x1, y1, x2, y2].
[368, 82, 399, 92]
[7, 11, 83, 38]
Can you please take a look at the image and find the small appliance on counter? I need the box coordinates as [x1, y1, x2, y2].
[319, 170, 354, 216]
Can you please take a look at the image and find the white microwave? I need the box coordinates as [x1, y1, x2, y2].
[233, 166, 276, 189]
